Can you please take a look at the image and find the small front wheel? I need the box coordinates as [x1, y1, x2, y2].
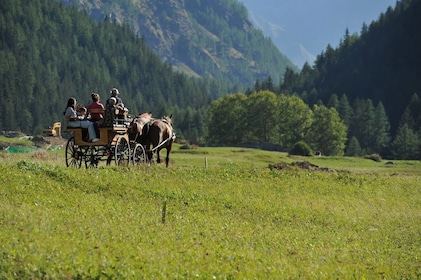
[133, 144, 146, 165]
[65, 137, 82, 168]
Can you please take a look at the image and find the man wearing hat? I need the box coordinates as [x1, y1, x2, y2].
[106, 87, 128, 123]
[107, 87, 124, 107]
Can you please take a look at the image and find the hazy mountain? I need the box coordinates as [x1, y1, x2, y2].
[240, 0, 397, 67]
[59, 0, 297, 86]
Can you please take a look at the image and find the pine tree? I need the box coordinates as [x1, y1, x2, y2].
[392, 124, 419, 159]
[372, 102, 391, 154]
[337, 94, 353, 127]
[346, 136, 362, 157]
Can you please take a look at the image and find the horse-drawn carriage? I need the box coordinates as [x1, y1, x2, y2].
[65, 110, 175, 168]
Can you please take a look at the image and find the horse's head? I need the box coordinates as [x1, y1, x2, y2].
[138, 111, 153, 119]
[162, 114, 173, 127]
[128, 118, 139, 134]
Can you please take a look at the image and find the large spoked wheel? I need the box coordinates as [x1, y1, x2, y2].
[132, 144, 146, 165]
[65, 136, 82, 168]
[115, 136, 130, 166]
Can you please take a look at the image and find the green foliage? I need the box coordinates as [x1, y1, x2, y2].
[206, 93, 248, 144]
[391, 124, 420, 159]
[0, 0, 215, 141]
[279, 0, 421, 158]
[345, 136, 362, 157]
[206, 93, 347, 154]
[289, 141, 312, 156]
[246, 91, 278, 143]
[0, 153, 420, 278]
[63, 0, 297, 89]
[306, 105, 347, 156]
[363, 153, 383, 162]
[277, 94, 313, 147]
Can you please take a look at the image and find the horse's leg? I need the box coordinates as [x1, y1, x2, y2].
[165, 142, 173, 167]
[147, 150, 153, 165]
[106, 146, 112, 165]
[156, 148, 161, 164]
[165, 148, 170, 167]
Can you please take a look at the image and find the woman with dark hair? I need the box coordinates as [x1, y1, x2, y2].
[64, 97, 100, 142]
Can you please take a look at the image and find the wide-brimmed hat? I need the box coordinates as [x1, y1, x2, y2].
[110, 88, 120, 96]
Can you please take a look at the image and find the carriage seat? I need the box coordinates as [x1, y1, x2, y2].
[87, 108, 105, 116]
[101, 105, 129, 127]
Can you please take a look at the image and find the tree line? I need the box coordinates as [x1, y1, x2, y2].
[221, 0, 421, 159]
[0, 0, 225, 141]
[206, 88, 420, 159]
[1, 0, 420, 159]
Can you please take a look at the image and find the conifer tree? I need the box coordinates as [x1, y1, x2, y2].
[372, 102, 391, 154]
[346, 136, 362, 157]
[392, 124, 419, 159]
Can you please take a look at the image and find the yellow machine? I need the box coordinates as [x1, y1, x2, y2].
[43, 122, 61, 137]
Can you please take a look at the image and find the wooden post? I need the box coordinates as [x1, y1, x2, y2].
[161, 200, 167, 224]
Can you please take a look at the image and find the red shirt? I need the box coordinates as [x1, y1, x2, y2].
[87, 101, 104, 121]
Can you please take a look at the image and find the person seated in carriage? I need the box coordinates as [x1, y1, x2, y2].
[64, 97, 100, 142]
[77, 106, 87, 120]
[101, 97, 117, 127]
[87, 92, 104, 123]
[106, 87, 128, 120]
[106, 88, 124, 107]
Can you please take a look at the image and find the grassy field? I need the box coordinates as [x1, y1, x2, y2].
[0, 140, 420, 279]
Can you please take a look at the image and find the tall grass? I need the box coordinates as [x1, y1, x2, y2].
[0, 146, 420, 278]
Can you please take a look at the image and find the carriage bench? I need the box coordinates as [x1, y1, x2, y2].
[66, 125, 128, 146]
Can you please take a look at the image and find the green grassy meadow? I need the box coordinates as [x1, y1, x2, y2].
[0, 141, 420, 279]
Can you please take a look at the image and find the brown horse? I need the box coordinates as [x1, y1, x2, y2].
[144, 115, 175, 167]
[127, 112, 153, 144]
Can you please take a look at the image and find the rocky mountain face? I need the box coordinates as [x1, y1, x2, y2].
[59, 0, 297, 86]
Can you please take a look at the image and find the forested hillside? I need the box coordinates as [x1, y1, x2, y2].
[277, 0, 421, 159]
[0, 0, 216, 140]
[59, 0, 297, 87]
[2, 0, 419, 159]
[279, 0, 421, 134]
[230, 0, 420, 159]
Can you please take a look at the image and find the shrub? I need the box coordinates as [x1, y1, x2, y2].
[363, 153, 383, 162]
[289, 141, 312, 156]
[179, 143, 199, 150]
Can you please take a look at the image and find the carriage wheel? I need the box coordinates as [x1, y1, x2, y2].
[115, 136, 130, 166]
[65, 136, 82, 168]
[83, 146, 100, 168]
[132, 144, 146, 165]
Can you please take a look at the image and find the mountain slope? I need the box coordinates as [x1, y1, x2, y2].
[59, 0, 298, 86]
[0, 0, 212, 138]
[283, 0, 421, 132]
[240, 0, 396, 67]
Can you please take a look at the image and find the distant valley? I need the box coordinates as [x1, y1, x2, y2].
[239, 0, 397, 67]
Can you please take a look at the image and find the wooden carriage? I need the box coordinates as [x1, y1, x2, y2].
[64, 108, 147, 168]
